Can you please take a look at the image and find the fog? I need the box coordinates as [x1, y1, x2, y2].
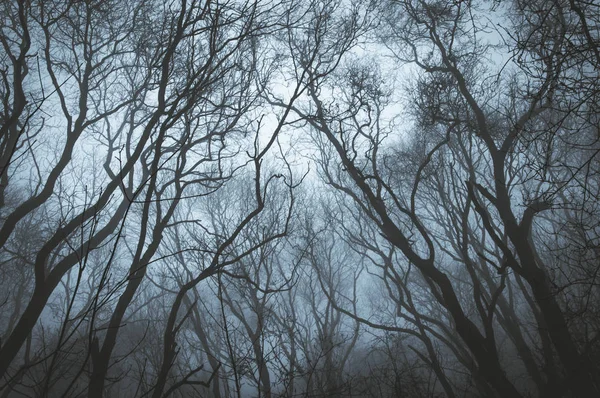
[1, 0, 599, 397]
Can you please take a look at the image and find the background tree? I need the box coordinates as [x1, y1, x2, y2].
[1, 0, 599, 397]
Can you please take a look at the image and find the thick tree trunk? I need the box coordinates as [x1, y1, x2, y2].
[0, 284, 49, 379]
[525, 267, 600, 396]
[496, 183, 600, 395]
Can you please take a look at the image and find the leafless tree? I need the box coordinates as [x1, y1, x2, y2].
[273, 0, 600, 396]
[2, 0, 599, 396]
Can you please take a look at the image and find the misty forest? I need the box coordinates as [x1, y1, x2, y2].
[1, 0, 600, 397]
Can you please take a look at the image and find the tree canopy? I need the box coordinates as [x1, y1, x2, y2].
[1, 0, 599, 397]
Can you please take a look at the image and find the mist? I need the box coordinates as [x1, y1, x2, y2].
[1, 1, 599, 397]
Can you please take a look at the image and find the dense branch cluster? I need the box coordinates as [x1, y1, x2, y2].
[1, 0, 599, 397]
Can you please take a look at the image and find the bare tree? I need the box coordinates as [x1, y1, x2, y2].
[273, 0, 600, 396]
[0, 0, 304, 396]
[2, 0, 599, 396]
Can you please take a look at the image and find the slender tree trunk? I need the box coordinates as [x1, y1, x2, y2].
[88, 273, 147, 398]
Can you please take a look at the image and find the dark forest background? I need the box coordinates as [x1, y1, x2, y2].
[1, 0, 599, 397]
